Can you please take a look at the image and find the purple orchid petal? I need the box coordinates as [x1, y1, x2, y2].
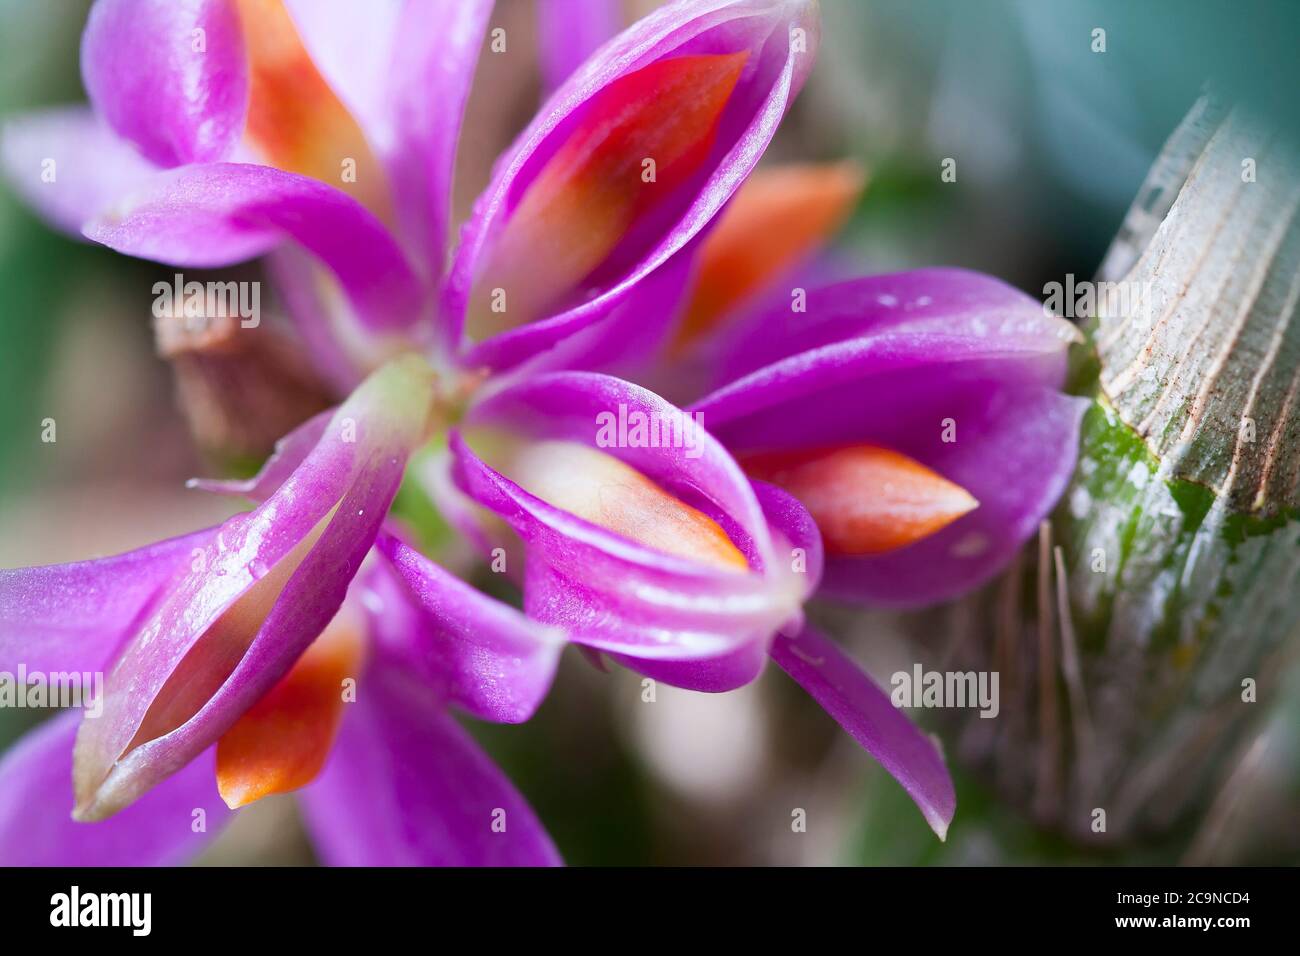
[448, 372, 815, 685]
[467, 371, 776, 555]
[72, 356, 434, 820]
[692, 270, 1086, 606]
[537, 0, 622, 93]
[189, 409, 332, 498]
[84, 162, 424, 332]
[0, 528, 212, 675]
[770, 624, 956, 839]
[0, 711, 231, 866]
[265, 247, 368, 394]
[370, 532, 565, 723]
[281, 0, 403, 149]
[443, 0, 819, 367]
[0, 107, 160, 236]
[609, 479, 822, 691]
[81, 0, 248, 168]
[451, 432, 780, 665]
[752, 476, 825, 584]
[299, 662, 562, 866]
[705, 268, 1080, 392]
[471, 232, 697, 376]
[385, 0, 492, 277]
[622, 638, 773, 693]
[280, 0, 489, 281]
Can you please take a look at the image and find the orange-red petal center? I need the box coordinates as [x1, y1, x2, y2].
[742, 445, 978, 556]
[215, 606, 365, 809]
[467, 52, 749, 338]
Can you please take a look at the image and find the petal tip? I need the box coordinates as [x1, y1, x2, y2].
[218, 786, 254, 811]
[70, 798, 109, 824]
[927, 810, 952, 842]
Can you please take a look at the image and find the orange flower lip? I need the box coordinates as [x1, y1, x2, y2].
[215, 605, 365, 810]
[741, 444, 979, 556]
[466, 51, 750, 340]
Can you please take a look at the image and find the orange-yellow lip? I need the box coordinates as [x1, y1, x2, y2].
[742, 444, 978, 556]
[215, 607, 365, 809]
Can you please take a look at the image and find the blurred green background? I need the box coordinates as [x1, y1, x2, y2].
[1, 0, 1297, 865]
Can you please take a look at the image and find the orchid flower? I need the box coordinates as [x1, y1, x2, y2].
[0, 0, 1085, 862]
[0, 0, 834, 863]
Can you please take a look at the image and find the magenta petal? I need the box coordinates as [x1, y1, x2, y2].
[0, 528, 212, 674]
[770, 625, 955, 839]
[694, 270, 1079, 425]
[280, 0, 488, 280]
[450, 373, 815, 684]
[453, 434, 792, 662]
[537, 0, 622, 93]
[281, 0, 403, 147]
[465, 372, 776, 557]
[299, 665, 562, 866]
[620, 638, 772, 694]
[613, 479, 822, 691]
[84, 162, 424, 331]
[0, 711, 230, 866]
[73, 357, 433, 819]
[441, 0, 819, 362]
[0, 107, 160, 237]
[81, 0, 248, 167]
[372, 532, 565, 723]
[750, 477, 825, 589]
[189, 409, 332, 499]
[385, 0, 491, 276]
[706, 268, 1080, 392]
[466, 233, 696, 376]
